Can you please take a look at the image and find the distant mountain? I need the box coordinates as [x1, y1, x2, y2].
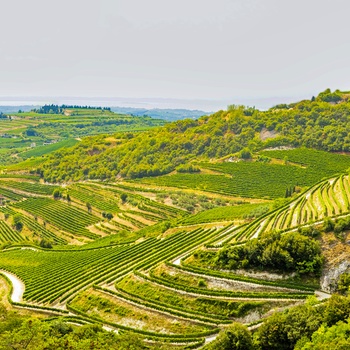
[110, 107, 210, 121]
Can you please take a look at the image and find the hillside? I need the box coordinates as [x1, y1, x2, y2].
[2, 90, 350, 349]
[37, 89, 350, 183]
[0, 105, 165, 167]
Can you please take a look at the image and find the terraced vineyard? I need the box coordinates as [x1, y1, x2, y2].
[1, 148, 350, 348]
[0, 224, 312, 344]
[13, 198, 100, 239]
[0, 180, 60, 195]
[0, 220, 23, 242]
[205, 174, 350, 247]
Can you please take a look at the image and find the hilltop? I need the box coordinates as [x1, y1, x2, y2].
[37, 89, 350, 183]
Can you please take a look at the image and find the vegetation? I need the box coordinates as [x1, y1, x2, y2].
[2, 92, 350, 348]
[197, 230, 323, 276]
[36, 90, 350, 183]
[0, 305, 146, 349]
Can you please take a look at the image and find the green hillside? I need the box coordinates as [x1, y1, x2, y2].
[2, 91, 350, 349]
[38, 89, 350, 183]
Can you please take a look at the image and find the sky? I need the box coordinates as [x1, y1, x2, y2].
[1, 0, 350, 110]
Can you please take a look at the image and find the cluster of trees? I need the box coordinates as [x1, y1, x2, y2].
[214, 231, 323, 275]
[204, 294, 350, 350]
[0, 305, 145, 349]
[32, 104, 65, 114]
[31, 105, 112, 114]
[2, 295, 350, 349]
[60, 105, 111, 111]
[285, 186, 296, 198]
[37, 89, 350, 182]
[176, 164, 200, 173]
[323, 216, 350, 235]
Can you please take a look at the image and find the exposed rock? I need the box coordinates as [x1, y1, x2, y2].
[320, 260, 350, 293]
[260, 128, 279, 141]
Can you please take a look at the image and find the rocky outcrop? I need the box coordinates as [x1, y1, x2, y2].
[320, 260, 350, 293]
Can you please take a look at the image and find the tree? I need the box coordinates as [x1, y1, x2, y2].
[337, 273, 350, 295]
[295, 322, 350, 349]
[86, 202, 92, 213]
[120, 193, 128, 203]
[102, 212, 113, 220]
[254, 304, 322, 349]
[285, 188, 290, 197]
[53, 189, 62, 199]
[12, 214, 23, 231]
[203, 323, 253, 350]
[323, 217, 334, 232]
[39, 239, 53, 249]
[239, 148, 252, 159]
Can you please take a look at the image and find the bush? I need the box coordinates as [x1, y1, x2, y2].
[239, 148, 252, 159]
[215, 231, 323, 276]
[203, 323, 253, 350]
[12, 214, 23, 231]
[53, 189, 62, 199]
[39, 239, 53, 249]
[176, 164, 201, 173]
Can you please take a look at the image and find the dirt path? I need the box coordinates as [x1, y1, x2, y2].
[0, 270, 25, 302]
[315, 290, 331, 300]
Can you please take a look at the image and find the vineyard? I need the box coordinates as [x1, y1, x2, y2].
[134, 149, 350, 199]
[0, 148, 349, 348]
[13, 198, 100, 239]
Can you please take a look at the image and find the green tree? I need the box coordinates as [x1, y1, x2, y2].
[203, 323, 253, 350]
[337, 273, 350, 295]
[295, 322, 350, 350]
[52, 189, 62, 199]
[12, 214, 23, 231]
[239, 148, 252, 159]
[254, 304, 322, 349]
[120, 193, 128, 203]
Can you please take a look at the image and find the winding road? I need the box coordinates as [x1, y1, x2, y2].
[0, 270, 25, 303]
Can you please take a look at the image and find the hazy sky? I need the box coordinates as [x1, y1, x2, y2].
[1, 0, 350, 108]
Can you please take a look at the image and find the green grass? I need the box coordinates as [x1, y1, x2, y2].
[70, 288, 212, 335]
[116, 274, 266, 319]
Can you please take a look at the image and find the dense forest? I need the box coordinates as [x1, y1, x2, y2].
[38, 89, 350, 183]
